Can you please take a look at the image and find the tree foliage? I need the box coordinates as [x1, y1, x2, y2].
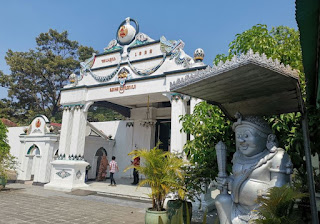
[181, 101, 235, 181]
[0, 120, 16, 180]
[214, 25, 302, 71]
[0, 29, 97, 124]
[87, 106, 125, 122]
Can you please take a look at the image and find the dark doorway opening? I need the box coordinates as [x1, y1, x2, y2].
[95, 147, 107, 179]
[155, 120, 171, 151]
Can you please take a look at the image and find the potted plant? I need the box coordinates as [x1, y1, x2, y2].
[0, 120, 17, 190]
[125, 144, 184, 224]
[167, 162, 208, 224]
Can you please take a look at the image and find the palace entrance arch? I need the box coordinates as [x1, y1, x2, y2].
[45, 18, 206, 192]
[94, 147, 107, 179]
[27, 144, 40, 181]
[18, 115, 59, 184]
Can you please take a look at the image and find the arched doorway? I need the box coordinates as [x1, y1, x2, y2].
[95, 147, 107, 180]
[26, 144, 40, 181]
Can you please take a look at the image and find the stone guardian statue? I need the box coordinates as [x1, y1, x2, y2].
[215, 112, 293, 224]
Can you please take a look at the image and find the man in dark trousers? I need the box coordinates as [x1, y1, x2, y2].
[131, 156, 140, 185]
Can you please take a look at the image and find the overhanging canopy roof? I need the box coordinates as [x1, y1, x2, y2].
[170, 50, 303, 119]
[296, 0, 320, 108]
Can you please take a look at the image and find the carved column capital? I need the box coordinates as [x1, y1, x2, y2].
[63, 102, 93, 112]
[63, 105, 73, 111]
[162, 92, 190, 103]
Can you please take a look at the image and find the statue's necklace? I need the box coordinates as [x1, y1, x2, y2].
[234, 149, 269, 164]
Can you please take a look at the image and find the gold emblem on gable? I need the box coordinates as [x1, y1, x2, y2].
[35, 119, 41, 128]
[118, 67, 129, 79]
[118, 26, 128, 38]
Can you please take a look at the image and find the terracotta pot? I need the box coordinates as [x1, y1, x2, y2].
[145, 208, 168, 224]
[167, 200, 192, 224]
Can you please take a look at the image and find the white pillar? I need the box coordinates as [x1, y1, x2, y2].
[33, 155, 42, 182]
[170, 94, 190, 154]
[44, 102, 92, 192]
[190, 98, 203, 114]
[68, 101, 93, 156]
[17, 138, 27, 180]
[59, 107, 74, 155]
[69, 105, 88, 156]
[23, 155, 34, 180]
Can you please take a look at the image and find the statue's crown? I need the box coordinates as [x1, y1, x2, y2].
[232, 112, 272, 135]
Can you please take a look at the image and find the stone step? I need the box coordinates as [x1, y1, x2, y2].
[24, 181, 33, 185]
[96, 191, 150, 203]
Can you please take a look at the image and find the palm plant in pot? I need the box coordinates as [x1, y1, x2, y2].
[125, 144, 184, 224]
[0, 121, 17, 190]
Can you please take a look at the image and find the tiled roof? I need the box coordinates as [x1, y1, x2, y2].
[1, 118, 18, 127]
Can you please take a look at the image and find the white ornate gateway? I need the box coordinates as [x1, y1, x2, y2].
[11, 115, 115, 187]
[44, 18, 206, 191]
[18, 115, 59, 184]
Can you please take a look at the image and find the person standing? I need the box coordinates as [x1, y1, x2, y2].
[131, 156, 140, 185]
[109, 156, 118, 186]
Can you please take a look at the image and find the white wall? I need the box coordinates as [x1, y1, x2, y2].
[83, 136, 115, 179]
[7, 126, 26, 158]
[89, 121, 132, 178]
[89, 120, 154, 178]
[7, 118, 158, 181]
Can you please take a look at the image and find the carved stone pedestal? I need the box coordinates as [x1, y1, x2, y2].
[44, 160, 89, 192]
[193, 185, 216, 212]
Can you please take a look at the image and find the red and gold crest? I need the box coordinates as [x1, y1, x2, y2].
[118, 67, 129, 79]
[35, 119, 41, 128]
[118, 25, 128, 38]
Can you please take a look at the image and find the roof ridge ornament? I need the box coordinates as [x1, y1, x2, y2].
[116, 17, 139, 46]
[160, 36, 192, 67]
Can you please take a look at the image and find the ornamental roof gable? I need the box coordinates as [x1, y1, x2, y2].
[66, 18, 205, 88]
[24, 115, 54, 136]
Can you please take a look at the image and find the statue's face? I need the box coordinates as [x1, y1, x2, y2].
[235, 125, 267, 157]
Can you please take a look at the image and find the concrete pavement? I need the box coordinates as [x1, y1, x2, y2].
[0, 182, 149, 224]
[0, 179, 217, 223]
[83, 178, 151, 201]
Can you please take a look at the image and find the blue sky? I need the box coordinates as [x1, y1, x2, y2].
[0, 0, 297, 99]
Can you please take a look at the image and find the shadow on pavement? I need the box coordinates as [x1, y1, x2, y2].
[0, 187, 25, 192]
[67, 189, 98, 196]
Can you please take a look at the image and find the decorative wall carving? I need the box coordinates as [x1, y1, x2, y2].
[56, 169, 71, 179]
[56, 154, 85, 161]
[76, 170, 82, 179]
[63, 104, 84, 111]
[126, 122, 134, 127]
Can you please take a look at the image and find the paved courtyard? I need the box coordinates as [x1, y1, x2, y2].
[0, 182, 217, 224]
[0, 183, 149, 224]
